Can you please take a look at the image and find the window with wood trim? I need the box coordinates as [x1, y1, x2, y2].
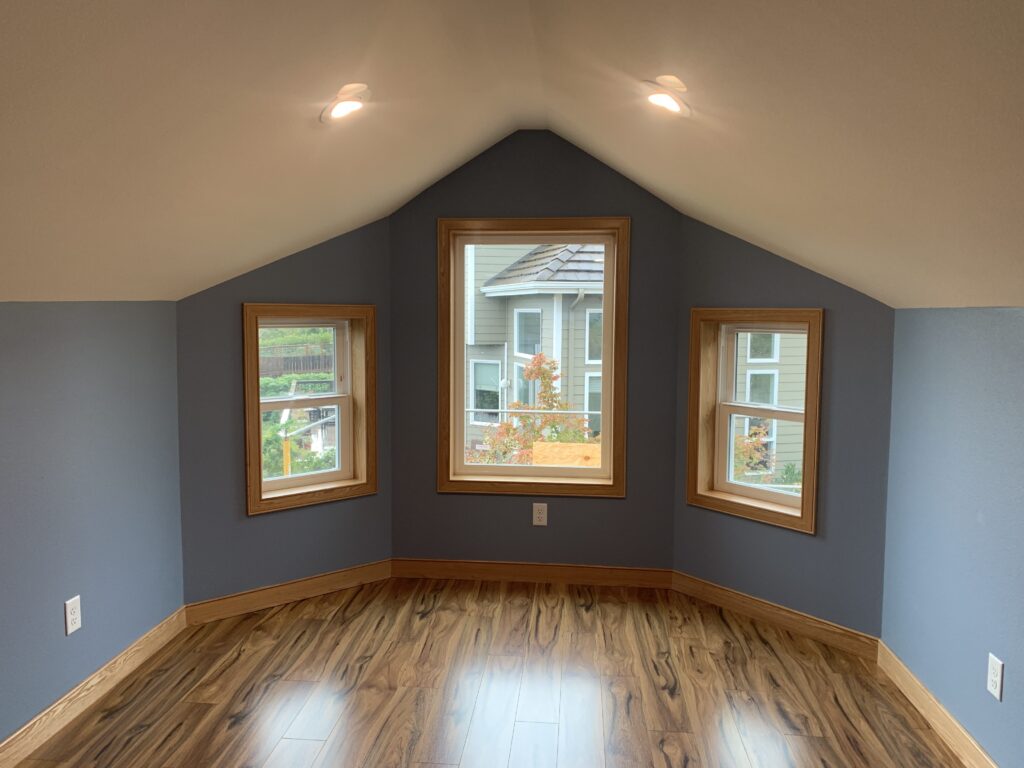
[687, 308, 823, 533]
[438, 217, 629, 497]
[243, 303, 377, 515]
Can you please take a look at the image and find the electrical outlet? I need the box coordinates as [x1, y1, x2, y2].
[987, 653, 1004, 701]
[65, 595, 82, 636]
[532, 502, 548, 526]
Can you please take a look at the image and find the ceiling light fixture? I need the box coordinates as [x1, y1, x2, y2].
[320, 83, 371, 123]
[644, 76, 692, 117]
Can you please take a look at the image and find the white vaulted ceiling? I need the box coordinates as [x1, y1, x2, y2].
[1, 1, 1022, 306]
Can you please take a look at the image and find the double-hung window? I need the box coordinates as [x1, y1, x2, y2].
[243, 304, 377, 515]
[438, 217, 629, 497]
[687, 308, 822, 533]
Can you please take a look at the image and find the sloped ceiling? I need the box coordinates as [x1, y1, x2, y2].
[1, 1, 1022, 306]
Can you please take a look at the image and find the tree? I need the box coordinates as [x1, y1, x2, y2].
[467, 354, 594, 465]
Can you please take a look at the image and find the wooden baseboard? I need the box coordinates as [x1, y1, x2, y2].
[670, 570, 878, 660]
[184, 559, 392, 625]
[877, 642, 998, 768]
[390, 558, 671, 589]
[0, 607, 186, 766]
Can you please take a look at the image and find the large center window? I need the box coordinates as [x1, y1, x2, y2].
[438, 218, 629, 496]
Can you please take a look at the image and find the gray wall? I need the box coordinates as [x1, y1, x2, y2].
[884, 309, 1024, 766]
[0, 303, 183, 742]
[674, 219, 895, 635]
[391, 131, 681, 569]
[177, 219, 392, 603]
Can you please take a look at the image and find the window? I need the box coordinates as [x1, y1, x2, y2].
[747, 332, 779, 362]
[243, 304, 377, 515]
[514, 362, 538, 406]
[586, 308, 603, 364]
[585, 372, 602, 437]
[514, 309, 542, 357]
[687, 308, 822, 533]
[470, 360, 501, 424]
[438, 217, 629, 497]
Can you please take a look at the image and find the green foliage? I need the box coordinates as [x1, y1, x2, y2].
[258, 326, 334, 352]
[259, 372, 333, 398]
[466, 354, 596, 465]
[778, 462, 802, 485]
[260, 412, 337, 478]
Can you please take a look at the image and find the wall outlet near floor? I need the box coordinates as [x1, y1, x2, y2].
[987, 653, 1004, 701]
[65, 595, 82, 635]
[532, 502, 548, 526]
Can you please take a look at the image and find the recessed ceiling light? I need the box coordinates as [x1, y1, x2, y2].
[644, 76, 692, 117]
[320, 83, 371, 123]
[648, 92, 682, 113]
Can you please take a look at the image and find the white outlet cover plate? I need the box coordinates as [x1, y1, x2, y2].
[532, 502, 548, 526]
[65, 595, 82, 635]
[987, 653, 1004, 701]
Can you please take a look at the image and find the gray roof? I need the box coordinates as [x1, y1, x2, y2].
[482, 244, 604, 287]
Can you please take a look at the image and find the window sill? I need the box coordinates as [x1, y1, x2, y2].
[440, 473, 624, 498]
[687, 488, 813, 534]
[249, 476, 376, 516]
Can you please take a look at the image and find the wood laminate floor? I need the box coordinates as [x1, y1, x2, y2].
[19, 578, 964, 767]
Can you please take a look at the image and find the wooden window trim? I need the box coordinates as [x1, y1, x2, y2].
[243, 303, 377, 516]
[437, 217, 629, 497]
[686, 308, 823, 534]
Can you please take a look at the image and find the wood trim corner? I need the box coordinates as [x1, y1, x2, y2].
[184, 559, 392, 625]
[0, 607, 186, 766]
[877, 642, 999, 768]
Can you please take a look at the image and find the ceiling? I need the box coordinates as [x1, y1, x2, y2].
[2, 1, 1022, 307]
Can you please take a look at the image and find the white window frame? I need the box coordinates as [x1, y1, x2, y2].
[746, 331, 780, 363]
[258, 318, 355, 494]
[513, 308, 542, 359]
[715, 325, 803, 510]
[469, 359, 502, 426]
[585, 308, 603, 365]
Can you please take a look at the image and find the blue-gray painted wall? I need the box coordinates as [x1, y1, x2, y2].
[674, 218, 895, 635]
[176, 218, 392, 603]
[389, 131, 894, 638]
[0, 303, 183, 741]
[390, 131, 681, 570]
[884, 308, 1024, 766]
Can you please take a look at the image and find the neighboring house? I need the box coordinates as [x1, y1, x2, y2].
[464, 243, 604, 449]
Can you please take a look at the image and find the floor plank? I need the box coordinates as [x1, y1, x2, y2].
[16, 578, 967, 768]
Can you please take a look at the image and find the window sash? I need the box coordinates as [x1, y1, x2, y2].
[469, 359, 502, 425]
[714, 402, 802, 509]
[513, 308, 542, 358]
[585, 308, 603, 364]
[261, 394, 354, 491]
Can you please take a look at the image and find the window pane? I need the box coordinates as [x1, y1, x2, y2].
[587, 310, 603, 362]
[734, 331, 807, 409]
[258, 325, 337, 398]
[515, 364, 537, 405]
[472, 361, 500, 423]
[463, 243, 605, 469]
[516, 312, 541, 356]
[728, 413, 803, 498]
[748, 332, 776, 360]
[261, 405, 339, 480]
[586, 375, 602, 437]
[747, 372, 776, 405]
